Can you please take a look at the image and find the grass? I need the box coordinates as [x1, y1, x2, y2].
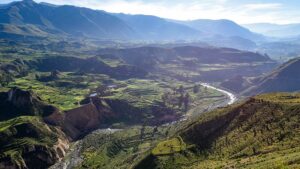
[136, 93, 300, 169]
[105, 79, 165, 109]
[5, 72, 110, 110]
[152, 137, 186, 155]
[0, 116, 39, 132]
[79, 126, 159, 169]
[1, 39, 260, 168]
[188, 146, 300, 169]
[7, 76, 88, 110]
[0, 116, 59, 163]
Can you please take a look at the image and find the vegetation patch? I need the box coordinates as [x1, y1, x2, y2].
[152, 137, 187, 155]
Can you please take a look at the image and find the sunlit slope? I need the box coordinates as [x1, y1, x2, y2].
[135, 93, 300, 169]
[243, 58, 300, 96]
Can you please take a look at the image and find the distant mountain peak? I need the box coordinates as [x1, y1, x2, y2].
[20, 0, 36, 5]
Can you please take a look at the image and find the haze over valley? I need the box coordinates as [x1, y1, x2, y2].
[1, 0, 300, 169]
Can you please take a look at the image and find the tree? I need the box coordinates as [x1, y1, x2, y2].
[178, 85, 184, 95]
[0, 73, 14, 87]
[140, 125, 145, 140]
[96, 85, 108, 96]
[152, 126, 158, 137]
[178, 93, 184, 108]
[193, 84, 200, 93]
[183, 93, 190, 112]
[50, 70, 61, 79]
[161, 92, 170, 105]
[35, 74, 40, 80]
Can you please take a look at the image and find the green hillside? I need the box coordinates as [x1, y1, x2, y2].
[135, 93, 300, 169]
[243, 58, 300, 96]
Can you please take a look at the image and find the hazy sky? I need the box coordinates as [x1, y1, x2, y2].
[3, 0, 300, 24]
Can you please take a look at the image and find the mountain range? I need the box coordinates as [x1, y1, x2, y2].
[244, 23, 300, 38]
[0, 0, 263, 42]
[174, 19, 264, 41]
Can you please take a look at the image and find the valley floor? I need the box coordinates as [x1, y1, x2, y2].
[51, 83, 237, 169]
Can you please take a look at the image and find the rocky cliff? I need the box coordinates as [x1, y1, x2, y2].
[0, 88, 69, 169]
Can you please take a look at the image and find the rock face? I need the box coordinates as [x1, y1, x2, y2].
[8, 88, 33, 108]
[63, 103, 102, 139]
[45, 96, 179, 140]
[45, 97, 116, 140]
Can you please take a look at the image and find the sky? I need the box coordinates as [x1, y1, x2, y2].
[2, 0, 300, 24]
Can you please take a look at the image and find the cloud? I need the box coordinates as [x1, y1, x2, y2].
[244, 3, 282, 10]
[2, 0, 300, 24]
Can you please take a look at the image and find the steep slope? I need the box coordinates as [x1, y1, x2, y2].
[0, 116, 69, 169]
[0, 0, 136, 39]
[220, 75, 251, 93]
[0, 87, 60, 121]
[243, 58, 300, 96]
[42, 6, 136, 39]
[114, 14, 203, 41]
[0, 0, 266, 42]
[135, 93, 300, 169]
[177, 19, 264, 41]
[44, 97, 115, 140]
[0, 88, 69, 169]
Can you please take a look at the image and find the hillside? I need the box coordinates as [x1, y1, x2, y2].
[175, 19, 264, 41]
[114, 14, 203, 41]
[242, 58, 300, 96]
[0, 0, 136, 39]
[98, 46, 276, 82]
[0, 0, 201, 41]
[0, 88, 69, 169]
[244, 23, 300, 38]
[0, 0, 264, 44]
[135, 93, 300, 169]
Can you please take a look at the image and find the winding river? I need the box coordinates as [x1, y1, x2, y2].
[200, 83, 237, 105]
[162, 83, 237, 126]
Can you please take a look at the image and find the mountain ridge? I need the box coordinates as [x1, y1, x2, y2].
[242, 57, 300, 96]
[170, 19, 264, 41]
[135, 93, 300, 169]
[244, 23, 300, 38]
[0, 0, 263, 43]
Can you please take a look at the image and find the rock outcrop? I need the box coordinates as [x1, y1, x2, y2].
[45, 97, 116, 140]
[0, 87, 59, 121]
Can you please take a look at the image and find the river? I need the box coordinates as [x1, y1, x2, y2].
[200, 83, 237, 105]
